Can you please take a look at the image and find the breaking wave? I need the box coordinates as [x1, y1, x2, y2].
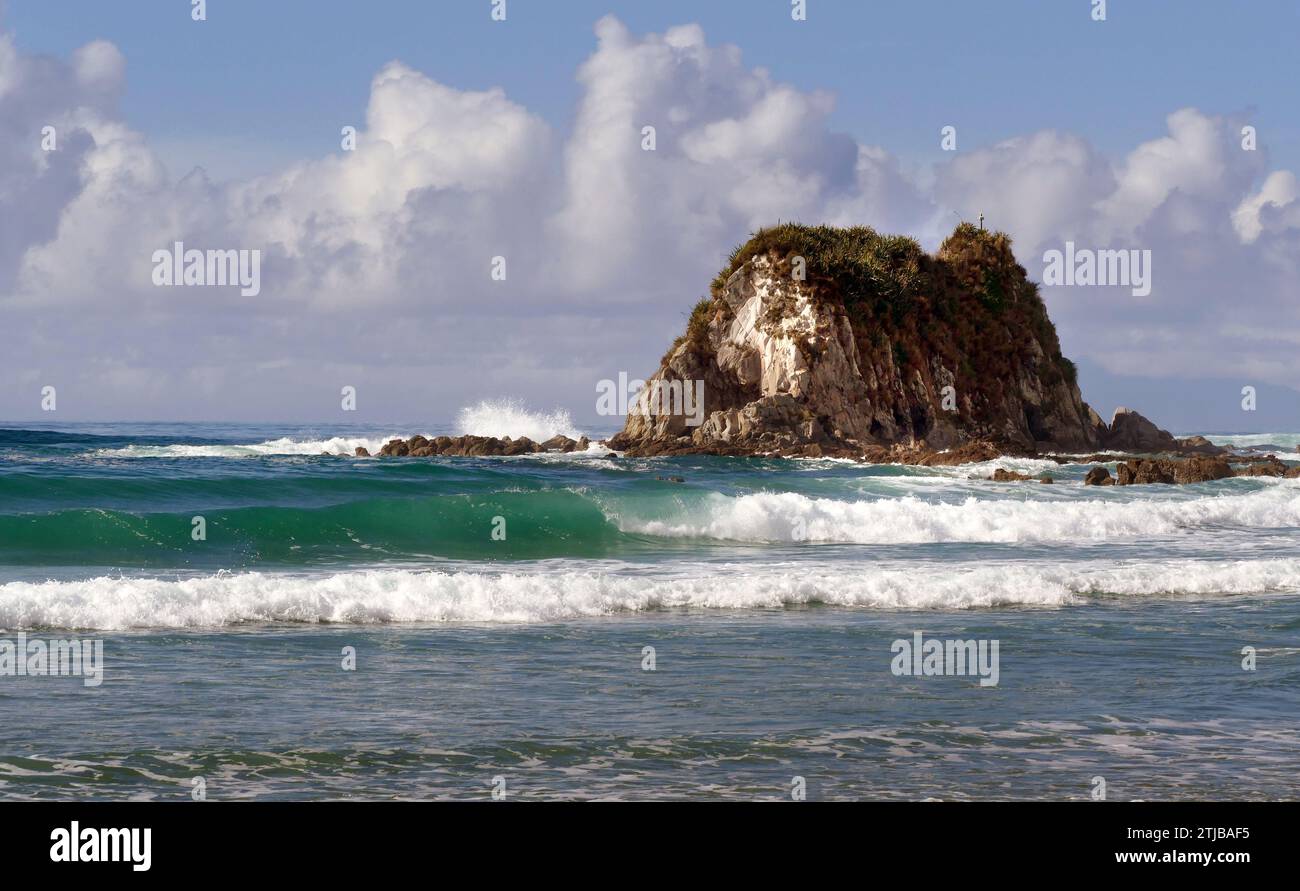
[605, 483, 1300, 543]
[4, 558, 1299, 629]
[95, 435, 408, 458]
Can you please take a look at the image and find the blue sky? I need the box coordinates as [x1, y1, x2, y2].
[1, 1, 1299, 428]
[7, 0, 1298, 179]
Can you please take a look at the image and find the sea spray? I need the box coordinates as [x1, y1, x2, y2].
[456, 398, 581, 442]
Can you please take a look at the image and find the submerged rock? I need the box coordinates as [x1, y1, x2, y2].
[988, 468, 1053, 483]
[1236, 457, 1289, 477]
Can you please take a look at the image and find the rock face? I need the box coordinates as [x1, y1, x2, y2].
[609, 224, 1104, 457]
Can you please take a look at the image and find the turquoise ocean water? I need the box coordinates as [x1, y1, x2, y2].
[0, 422, 1296, 799]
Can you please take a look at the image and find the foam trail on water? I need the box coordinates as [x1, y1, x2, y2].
[456, 399, 581, 442]
[2, 559, 1299, 629]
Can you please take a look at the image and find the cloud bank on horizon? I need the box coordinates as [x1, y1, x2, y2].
[2, 14, 1298, 423]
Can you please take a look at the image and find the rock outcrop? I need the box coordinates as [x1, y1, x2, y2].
[609, 224, 1106, 458]
[988, 468, 1053, 483]
[369, 434, 589, 458]
[608, 223, 1237, 464]
[1099, 407, 1222, 454]
[1080, 455, 1300, 486]
[1102, 407, 1179, 452]
[368, 225, 1253, 480]
[1114, 456, 1234, 485]
[1083, 466, 1115, 486]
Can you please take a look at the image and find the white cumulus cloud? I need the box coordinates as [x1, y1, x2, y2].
[0, 17, 1298, 421]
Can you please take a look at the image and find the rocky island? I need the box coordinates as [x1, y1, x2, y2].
[375, 223, 1295, 484]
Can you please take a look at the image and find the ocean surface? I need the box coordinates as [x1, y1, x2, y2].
[1, 416, 1297, 800]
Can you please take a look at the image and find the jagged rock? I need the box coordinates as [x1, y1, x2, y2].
[540, 435, 577, 452]
[1178, 435, 1227, 455]
[354, 446, 371, 457]
[373, 433, 592, 457]
[610, 224, 1103, 459]
[502, 436, 537, 456]
[466, 436, 504, 456]
[1171, 456, 1234, 483]
[1104, 408, 1181, 453]
[1115, 456, 1233, 485]
[1083, 466, 1114, 486]
[985, 468, 1053, 483]
[916, 441, 1018, 466]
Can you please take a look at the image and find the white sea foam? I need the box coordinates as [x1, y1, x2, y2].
[1203, 432, 1300, 457]
[96, 435, 409, 458]
[456, 399, 581, 442]
[606, 482, 1300, 543]
[928, 456, 1069, 477]
[3, 559, 1298, 629]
